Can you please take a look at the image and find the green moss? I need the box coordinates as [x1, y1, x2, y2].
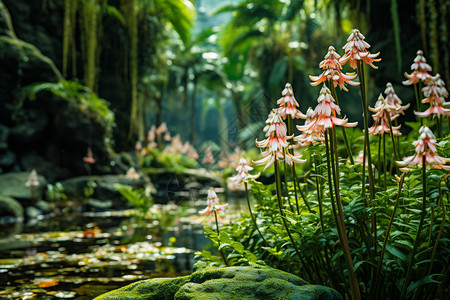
[95, 266, 342, 300]
[94, 275, 191, 300]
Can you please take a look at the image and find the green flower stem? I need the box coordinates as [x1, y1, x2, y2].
[400, 157, 428, 300]
[214, 210, 228, 266]
[244, 182, 269, 247]
[329, 83, 355, 164]
[314, 158, 325, 232]
[329, 128, 361, 300]
[324, 133, 340, 229]
[287, 118, 303, 214]
[293, 164, 312, 213]
[357, 61, 375, 203]
[377, 134, 382, 191]
[428, 174, 449, 274]
[413, 83, 423, 126]
[283, 159, 296, 213]
[372, 173, 406, 300]
[436, 116, 441, 138]
[274, 159, 312, 281]
[386, 113, 399, 163]
[383, 133, 387, 190]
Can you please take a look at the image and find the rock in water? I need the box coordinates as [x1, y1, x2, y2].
[94, 265, 342, 300]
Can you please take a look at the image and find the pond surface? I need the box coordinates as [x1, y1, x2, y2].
[0, 204, 213, 299]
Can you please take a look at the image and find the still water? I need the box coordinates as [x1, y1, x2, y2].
[0, 204, 212, 299]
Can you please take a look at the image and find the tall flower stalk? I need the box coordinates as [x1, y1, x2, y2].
[403, 50, 432, 124]
[228, 158, 267, 246]
[297, 84, 360, 300]
[396, 126, 450, 299]
[414, 73, 450, 138]
[310, 46, 359, 164]
[341, 29, 381, 203]
[277, 83, 308, 214]
[200, 187, 229, 266]
[384, 82, 410, 153]
[253, 109, 311, 280]
[368, 93, 402, 187]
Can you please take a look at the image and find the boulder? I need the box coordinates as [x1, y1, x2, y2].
[60, 173, 152, 207]
[0, 194, 23, 218]
[94, 265, 342, 300]
[0, 171, 47, 204]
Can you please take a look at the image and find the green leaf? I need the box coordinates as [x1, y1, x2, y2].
[406, 274, 441, 294]
[218, 243, 231, 251]
[385, 245, 408, 261]
[232, 242, 245, 253]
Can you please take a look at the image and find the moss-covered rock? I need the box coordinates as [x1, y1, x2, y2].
[0, 194, 23, 218]
[95, 275, 191, 300]
[0, 171, 47, 203]
[94, 266, 342, 300]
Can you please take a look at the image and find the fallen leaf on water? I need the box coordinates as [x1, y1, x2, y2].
[37, 278, 59, 288]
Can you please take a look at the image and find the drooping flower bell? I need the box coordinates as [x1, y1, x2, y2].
[253, 109, 306, 171]
[199, 187, 228, 215]
[202, 146, 215, 164]
[228, 158, 261, 186]
[297, 84, 358, 133]
[83, 148, 95, 164]
[126, 167, 140, 180]
[415, 73, 450, 118]
[340, 29, 381, 69]
[368, 94, 402, 136]
[156, 122, 168, 135]
[25, 169, 39, 188]
[403, 50, 432, 85]
[310, 46, 359, 91]
[293, 107, 324, 147]
[396, 126, 450, 171]
[384, 82, 410, 116]
[277, 83, 306, 119]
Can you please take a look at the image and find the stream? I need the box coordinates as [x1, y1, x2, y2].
[0, 203, 213, 299]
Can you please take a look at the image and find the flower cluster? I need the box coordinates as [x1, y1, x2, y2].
[340, 29, 381, 69]
[277, 83, 306, 119]
[25, 169, 39, 188]
[228, 158, 260, 186]
[403, 50, 432, 85]
[309, 46, 359, 91]
[396, 126, 450, 171]
[253, 109, 306, 171]
[415, 73, 450, 118]
[83, 148, 95, 164]
[384, 82, 410, 116]
[126, 167, 140, 180]
[297, 84, 358, 133]
[368, 94, 402, 136]
[202, 146, 215, 164]
[199, 187, 228, 215]
[292, 107, 324, 147]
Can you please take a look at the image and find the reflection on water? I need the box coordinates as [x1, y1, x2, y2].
[0, 205, 212, 299]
